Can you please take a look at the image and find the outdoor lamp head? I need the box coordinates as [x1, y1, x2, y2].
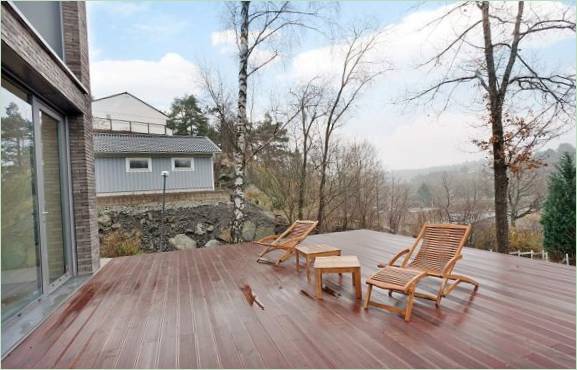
[161, 171, 169, 177]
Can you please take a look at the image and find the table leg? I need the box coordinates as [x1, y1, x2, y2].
[315, 269, 323, 299]
[354, 269, 362, 300]
[306, 256, 311, 282]
[296, 251, 300, 272]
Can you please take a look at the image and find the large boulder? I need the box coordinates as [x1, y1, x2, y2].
[242, 220, 257, 241]
[169, 234, 197, 250]
[204, 239, 221, 248]
[217, 227, 232, 242]
[255, 225, 274, 241]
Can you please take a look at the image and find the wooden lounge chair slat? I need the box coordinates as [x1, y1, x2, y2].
[364, 223, 479, 321]
[256, 220, 318, 265]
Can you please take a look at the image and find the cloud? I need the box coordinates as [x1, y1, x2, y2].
[90, 53, 202, 111]
[211, 29, 281, 70]
[286, 1, 576, 84]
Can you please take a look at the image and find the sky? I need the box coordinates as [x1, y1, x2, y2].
[87, 1, 576, 170]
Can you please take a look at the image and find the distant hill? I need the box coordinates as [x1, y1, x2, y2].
[392, 143, 575, 182]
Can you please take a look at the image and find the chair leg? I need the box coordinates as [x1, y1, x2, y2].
[442, 274, 480, 297]
[436, 277, 449, 307]
[404, 289, 415, 322]
[363, 284, 373, 309]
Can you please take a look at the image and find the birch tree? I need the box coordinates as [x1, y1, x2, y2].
[228, 1, 325, 242]
[411, 1, 575, 253]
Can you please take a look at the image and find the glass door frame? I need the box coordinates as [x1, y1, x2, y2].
[31, 97, 75, 294]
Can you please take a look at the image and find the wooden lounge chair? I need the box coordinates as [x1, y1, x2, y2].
[363, 224, 479, 321]
[256, 220, 318, 265]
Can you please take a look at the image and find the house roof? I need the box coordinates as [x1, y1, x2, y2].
[94, 132, 221, 155]
[92, 92, 169, 118]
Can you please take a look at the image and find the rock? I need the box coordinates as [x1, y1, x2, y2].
[204, 239, 220, 248]
[217, 227, 232, 242]
[255, 225, 274, 241]
[97, 214, 112, 227]
[185, 228, 195, 235]
[242, 220, 257, 241]
[111, 223, 121, 230]
[206, 224, 215, 232]
[169, 234, 197, 250]
[195, 222, 207, 235]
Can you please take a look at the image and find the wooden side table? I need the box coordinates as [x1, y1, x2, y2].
[295, 244, 342, 282]
[313, 256, 362, 300]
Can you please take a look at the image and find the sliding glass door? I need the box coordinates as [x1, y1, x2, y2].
[1, 78, 71, 322]
[37, 107, 69, 285]
[1, 79, 42, 321]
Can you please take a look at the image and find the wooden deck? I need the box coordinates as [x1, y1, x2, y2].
[2, 230, 575, 368]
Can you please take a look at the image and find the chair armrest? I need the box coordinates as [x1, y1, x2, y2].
[442, 255, 462, 276]
[380, 248, 411, 268]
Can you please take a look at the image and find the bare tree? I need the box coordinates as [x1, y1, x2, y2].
[410, 1, 575, 253]
[316, 25, 387, 231]
[289, 79, 326, 219]
[508, 167, 542, 227]
[386, 176, 409, 234]
[227, 1, 325, 242]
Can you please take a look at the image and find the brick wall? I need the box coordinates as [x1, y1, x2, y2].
[61, 2, 99, 274]
[1, 2, 99, 274]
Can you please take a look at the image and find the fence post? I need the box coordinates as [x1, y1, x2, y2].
[545, 251, 549, 261]
[129, 121, 132, 132]
[530, 250, 534, 260]
[566, 253, 570, 266]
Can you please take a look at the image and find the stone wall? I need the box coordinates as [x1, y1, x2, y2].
[96, 190, 229, 207]
[97, 202, 284, 253]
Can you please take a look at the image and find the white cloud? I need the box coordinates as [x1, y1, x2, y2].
[90, 53, 202, 111]
[211, 29, 281, 71]
[286, 1, 576, 85]
[285, 1, 575, 169]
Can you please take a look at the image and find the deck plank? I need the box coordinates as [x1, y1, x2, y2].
[2, 229, 575, 369]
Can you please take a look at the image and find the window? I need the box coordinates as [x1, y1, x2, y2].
[172, 158, 194, 171]
[13, 2, 64, 59]
[126, 158, 151, 172]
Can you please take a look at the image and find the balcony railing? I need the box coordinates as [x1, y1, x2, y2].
[93, 117, 173, 135]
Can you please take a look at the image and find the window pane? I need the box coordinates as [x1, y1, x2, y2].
[1, 80, 42, 322]
[174, 159, 191, 168]
[129, 159, 149, 169]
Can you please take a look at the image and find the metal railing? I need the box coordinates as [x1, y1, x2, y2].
[93, 117, 172, 135]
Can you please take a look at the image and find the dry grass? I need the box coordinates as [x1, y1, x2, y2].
[100, 230, 142, 258]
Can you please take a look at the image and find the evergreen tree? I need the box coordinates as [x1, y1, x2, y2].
[166, 94, 213, 136]
[417, 182, 433, 208]
[540, 152, 576, 263]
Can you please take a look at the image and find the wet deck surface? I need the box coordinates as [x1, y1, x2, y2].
[2, 230, 575, 368]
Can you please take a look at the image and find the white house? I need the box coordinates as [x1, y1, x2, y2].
[92, 92, 173, 135]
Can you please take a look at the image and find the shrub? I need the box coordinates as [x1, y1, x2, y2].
[100, 230, 142, 258]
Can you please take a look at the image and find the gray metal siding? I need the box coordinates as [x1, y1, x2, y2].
[95, 155, 214, 193]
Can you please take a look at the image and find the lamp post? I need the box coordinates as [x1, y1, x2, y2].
[160, 170, 169, 251]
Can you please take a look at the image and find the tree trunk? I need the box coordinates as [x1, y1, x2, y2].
[231, 1, 250, 243]
[492, 115, 510, 253]
[297, 113, 308, 219]
[316, 142, 329, 231]
[481, 1, 510, 253]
